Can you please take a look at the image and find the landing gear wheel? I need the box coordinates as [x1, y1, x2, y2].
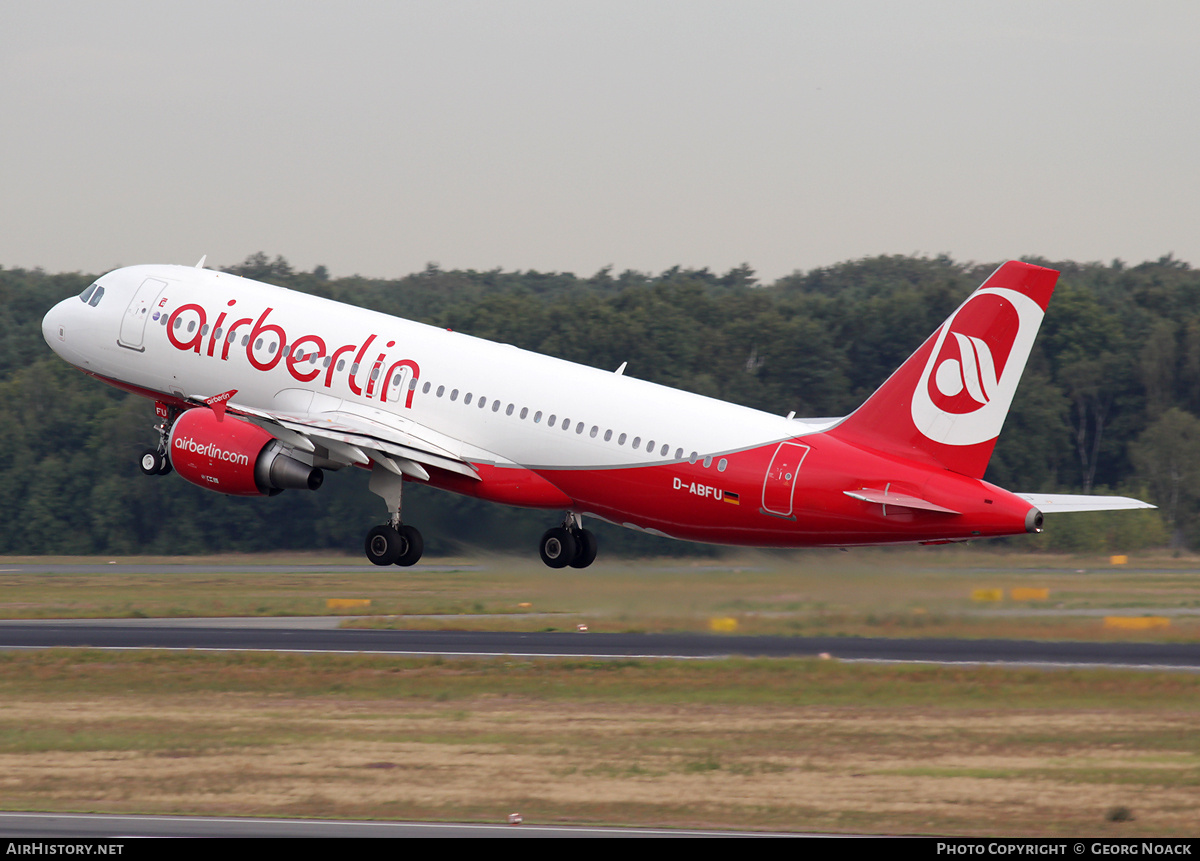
[139, 449, 165, 476]
[365, 524, 403, 566]
[393, 524, 424, 567]
[540, 527, 578, 569]
[156, 454, 172, 476]
[569, 528, 598, 569]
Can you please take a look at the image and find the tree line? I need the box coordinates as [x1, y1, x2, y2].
[0, 251, 1189, 556]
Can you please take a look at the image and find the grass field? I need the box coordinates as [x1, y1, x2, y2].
[0, 650, 1196, 835]
[0, 548, 1198, 835]
[2, 548, 1199, 641]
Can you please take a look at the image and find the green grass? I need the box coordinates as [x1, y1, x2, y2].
[3, 649, 1200, 708]
[3, 548, 1200, 641]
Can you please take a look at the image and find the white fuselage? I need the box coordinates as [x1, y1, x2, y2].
[45, 263, 825, 489]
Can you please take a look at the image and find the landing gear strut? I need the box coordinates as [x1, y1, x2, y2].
[540, 513, 597, 569]
[365, 463, 424, 567]
[139, 405, 177, 476]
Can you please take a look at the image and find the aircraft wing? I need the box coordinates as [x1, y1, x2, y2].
[1016, 493, 1155, 513]
[203, 393, 481, 482]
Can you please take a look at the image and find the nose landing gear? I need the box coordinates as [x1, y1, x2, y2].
[139, 404, 178, 476]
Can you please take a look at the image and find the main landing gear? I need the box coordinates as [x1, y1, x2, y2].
[539, 513, 597, 569]
[365, 522, 424, 567]
[364, 464, 424, 567]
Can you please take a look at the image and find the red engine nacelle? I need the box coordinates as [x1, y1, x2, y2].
[168, 408, 323, 497]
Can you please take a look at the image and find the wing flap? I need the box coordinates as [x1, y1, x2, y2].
[217, 399, 480, 481]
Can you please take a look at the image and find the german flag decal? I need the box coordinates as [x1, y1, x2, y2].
[724, 491, 740, 505]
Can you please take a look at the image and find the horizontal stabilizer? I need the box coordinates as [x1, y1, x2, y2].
[1016, 493, 1156, 513]
[844, 488, 960, 514]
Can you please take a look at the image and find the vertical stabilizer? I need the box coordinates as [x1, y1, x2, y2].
[827, 261, 1058, 479]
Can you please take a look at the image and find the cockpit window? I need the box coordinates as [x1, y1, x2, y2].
[79, 284, 106, 307]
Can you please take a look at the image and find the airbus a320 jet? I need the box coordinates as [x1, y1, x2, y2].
[42, 259, 1151, 567]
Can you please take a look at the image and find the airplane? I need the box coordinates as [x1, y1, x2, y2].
[41, 259, 1152, 567]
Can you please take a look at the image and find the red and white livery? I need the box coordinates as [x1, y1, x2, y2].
[42, 260, 1152, 567]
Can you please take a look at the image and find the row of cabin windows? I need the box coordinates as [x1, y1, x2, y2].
[161, 314, 728, 471]
[420, 379, 728, 471]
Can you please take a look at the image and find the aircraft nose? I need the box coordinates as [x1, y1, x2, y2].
[42, 299, 70, 354]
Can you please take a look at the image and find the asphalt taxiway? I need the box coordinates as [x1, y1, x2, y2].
[0, 617, 1197, 669]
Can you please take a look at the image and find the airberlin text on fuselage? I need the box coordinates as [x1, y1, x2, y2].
[164, 301, 420, 408]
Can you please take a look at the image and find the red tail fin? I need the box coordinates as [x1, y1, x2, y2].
[826, 261, 1058, 479]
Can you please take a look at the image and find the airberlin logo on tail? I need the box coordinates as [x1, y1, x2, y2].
[935, 332, 998, 406]
[911, 287, 1043, 447]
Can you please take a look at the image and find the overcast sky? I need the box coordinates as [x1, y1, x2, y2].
[3, 1, 1198, 282]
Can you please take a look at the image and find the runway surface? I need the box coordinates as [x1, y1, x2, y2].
[1, 617, 1198, 669]
[0, 812, 789, 838]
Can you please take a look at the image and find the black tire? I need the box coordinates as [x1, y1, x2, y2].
[139, 449, 163, 476]
[539, 527, 577, 569]
[365, 524, 402, 566]
[393, 524, 424, 567]
[157, 455, 172, 476]
[569, 528, 598, 569]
